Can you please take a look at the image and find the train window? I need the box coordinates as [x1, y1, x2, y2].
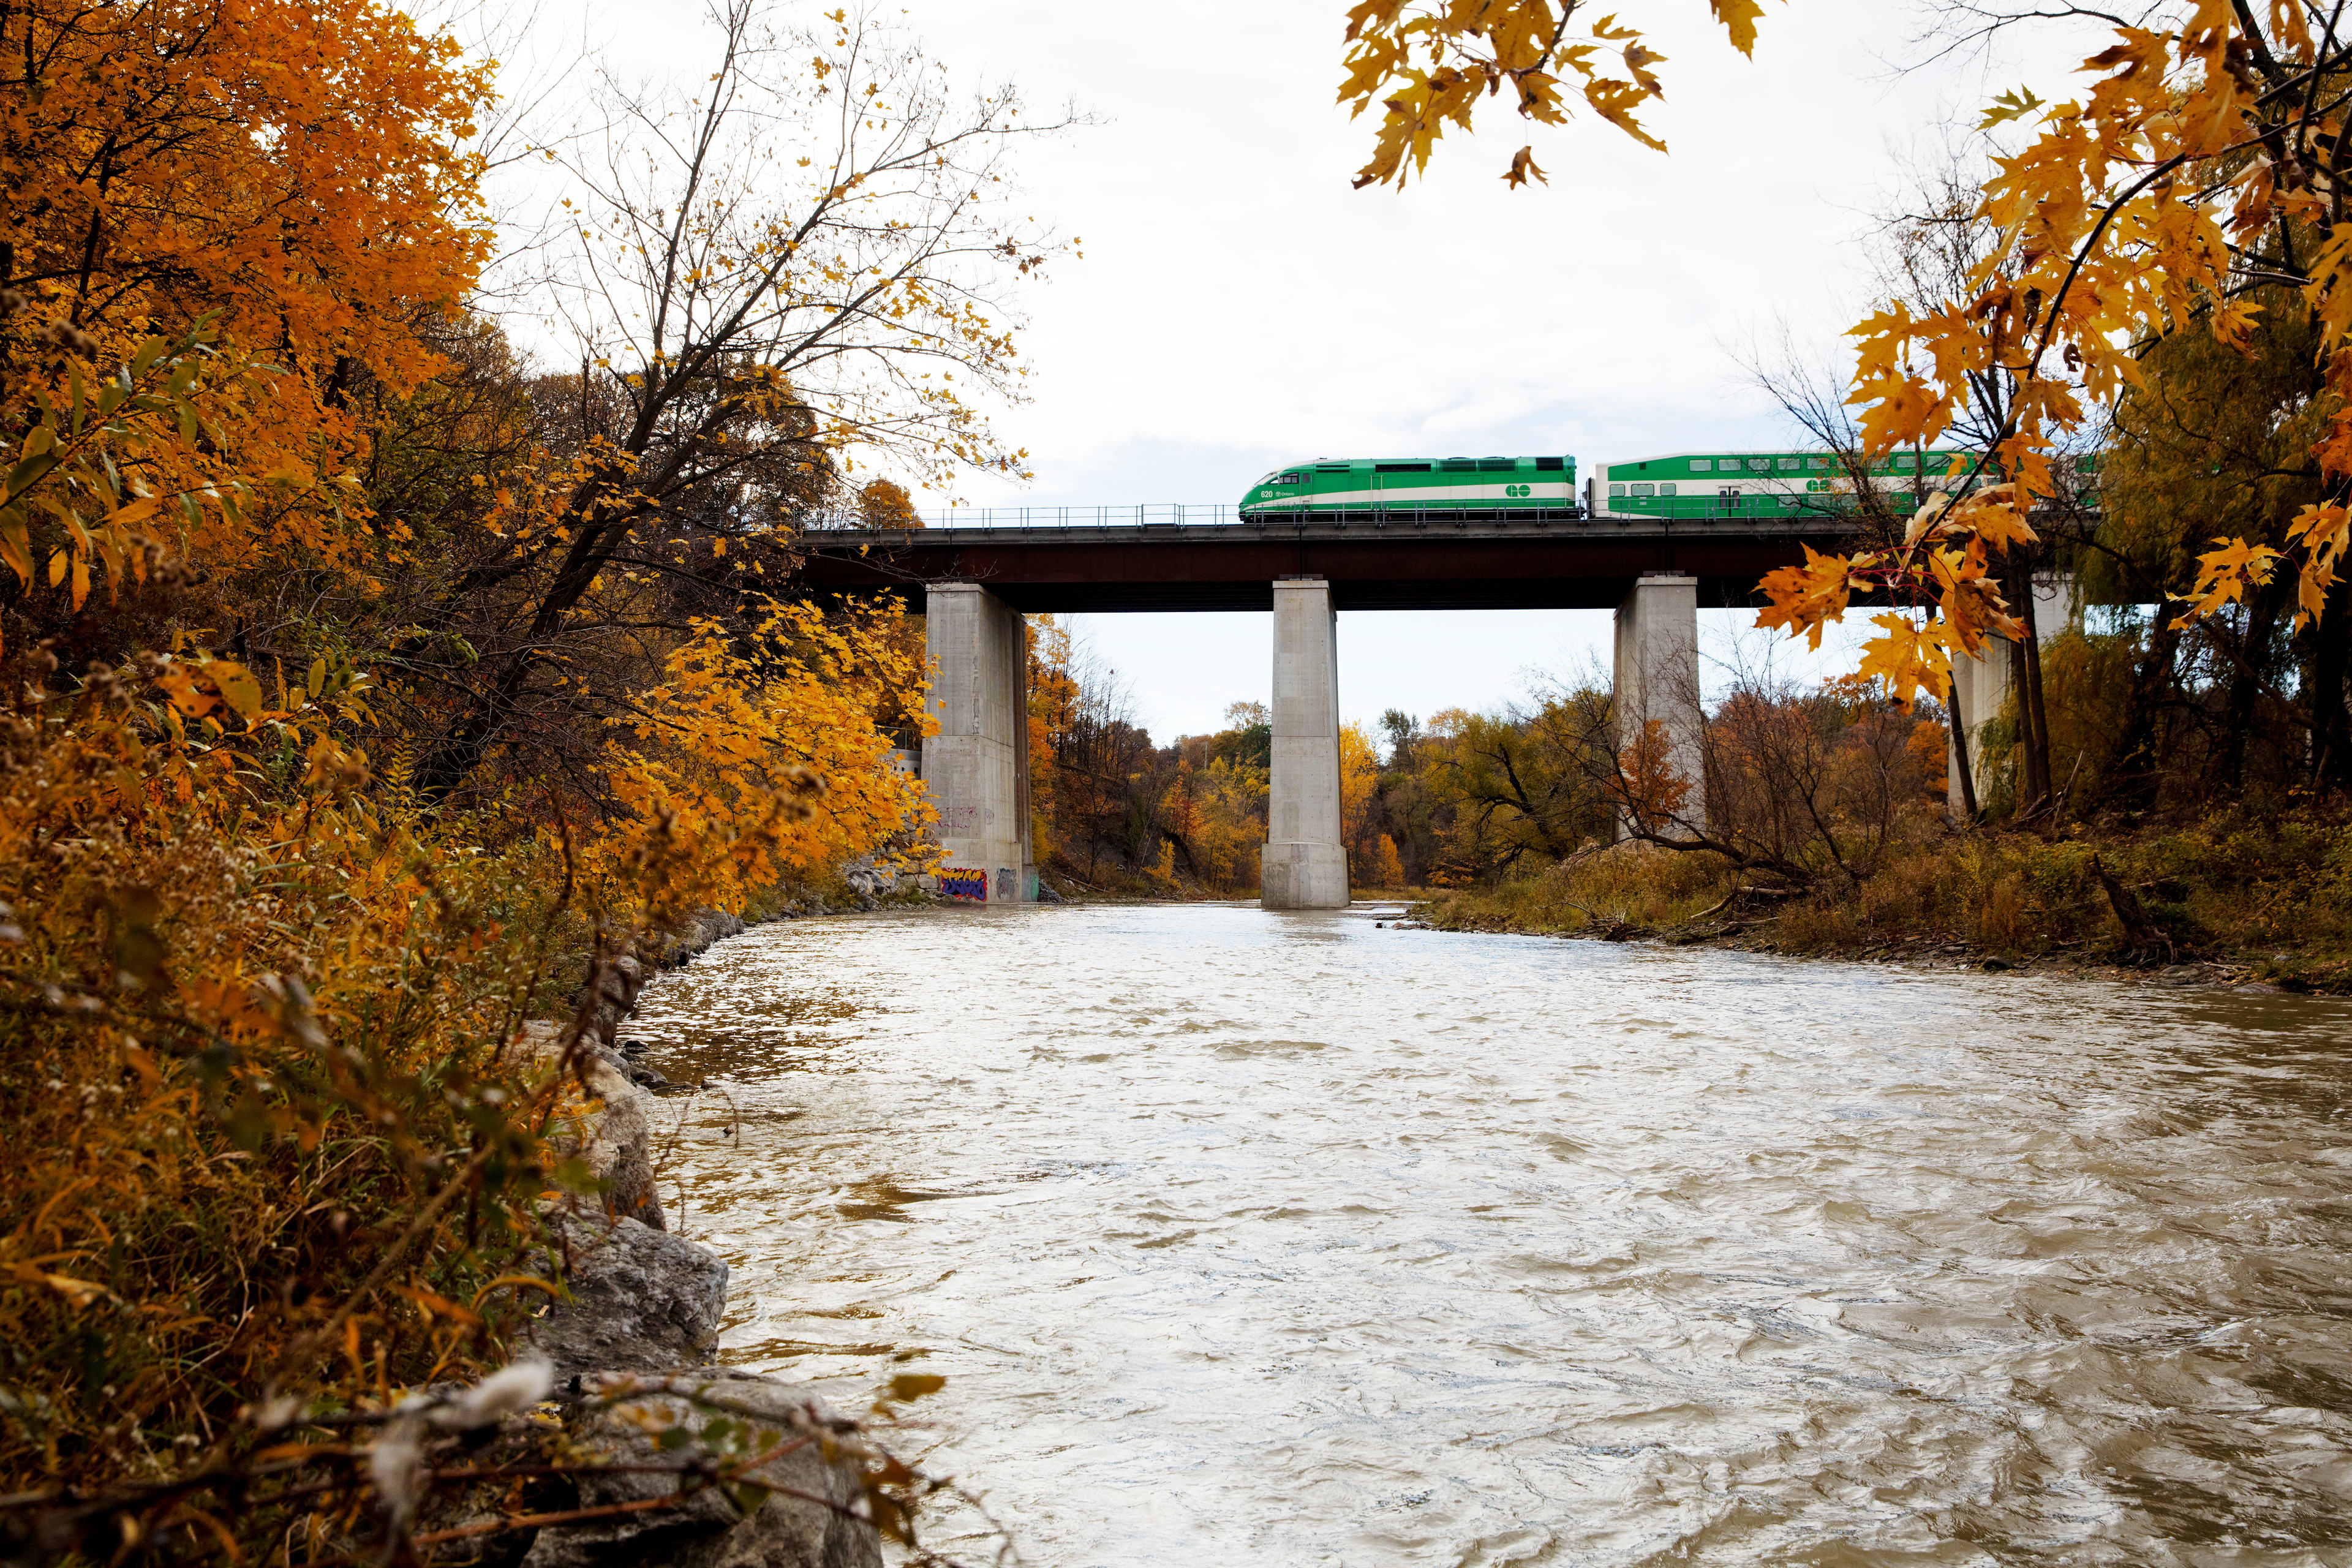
[1608, 483, 1627, 497]
[1777, 457, 1803, 470]
[1659, 483, 1677, 496]
[1811, 457, 1831, 470]
[1630, 483, 1654, 497]
[1691, 459, 1712, 472]
[1747, 458, 1770, 472]
[1535, 457, 1564, 471]
[1278, 472, 1302, 484]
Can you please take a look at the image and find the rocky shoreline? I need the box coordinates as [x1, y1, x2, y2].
[507, 908, 883, 1568]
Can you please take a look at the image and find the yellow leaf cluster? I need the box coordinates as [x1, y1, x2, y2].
[576, 603, 935, 919]
[1338, 1, 1776, 187]
[1841, 6, 2352, 634]
[1758, 487, 2035, 705]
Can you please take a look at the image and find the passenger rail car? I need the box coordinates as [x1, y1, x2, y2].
[1588, 450, 2100, 521]
[1238, 455, 1578, 518]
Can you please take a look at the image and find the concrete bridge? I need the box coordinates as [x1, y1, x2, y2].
[797, 510, 1853, 908]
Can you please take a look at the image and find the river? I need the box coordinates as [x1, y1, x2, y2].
[624, 902, 2352, 1566]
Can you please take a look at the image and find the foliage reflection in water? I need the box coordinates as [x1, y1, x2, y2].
[624, 903, 2352, 1566]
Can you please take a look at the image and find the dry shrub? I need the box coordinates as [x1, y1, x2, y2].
[0, 628, 936, 1557]
[0, 655, 571, 1536]
[1778, 898, 1861, 951]
[1974, 872, 2029, 950]
[1418, 646, 2352, 981]
[1853, 850, 1947, 931]
[1422, 842, 1735, 933]
[1614, 676, 1951, 890]
[1560, 841, 1728, 919]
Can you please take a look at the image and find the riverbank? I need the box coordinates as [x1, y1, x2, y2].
[417, 907, 897, 1567]
[1408, 807, 2352, 993]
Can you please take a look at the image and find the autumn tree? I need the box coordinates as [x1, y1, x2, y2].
[1430, 697, 1615, 876]
[1817, 6, 2352, 783]
[1027, 623, 1161, 884]
[1380, 707, 1419, 766]
[859, 475, 924, 528]
[1339, 718, 1382, 867]
[409, 1, 1066, 797]
[1736, 141, 2109, 816]
[1219, 700, 1272, 767]
[0, 0, 997, 1551]
[2097, 290, 2332, 800]
[1341, 4, 2352, 809]
[1371, 709, 1447, 880]
[0, 0, 492, 655]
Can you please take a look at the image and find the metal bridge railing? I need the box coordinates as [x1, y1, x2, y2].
[907, 503, 1603, 529]
[916, 503, 1238, 529]
[900, 488, 2101, 532]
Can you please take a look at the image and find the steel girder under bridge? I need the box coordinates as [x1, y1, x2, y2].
[794, 508, 1852, 614]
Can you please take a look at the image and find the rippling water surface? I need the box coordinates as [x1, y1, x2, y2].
[624, 902, 2352, 1566]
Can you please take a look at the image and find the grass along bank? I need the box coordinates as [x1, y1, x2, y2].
[1410, 807, 2352, 992]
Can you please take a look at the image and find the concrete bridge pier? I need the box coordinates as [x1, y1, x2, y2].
[1613, 571, 1706, 835]
[921, 581, 1034, 902]
[1262, 575, 1351, 910]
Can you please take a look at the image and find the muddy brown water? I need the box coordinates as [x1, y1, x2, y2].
[624, 902, 2352, 1566]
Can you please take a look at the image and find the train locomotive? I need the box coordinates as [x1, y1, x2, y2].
[1238, 454, 1576, 516]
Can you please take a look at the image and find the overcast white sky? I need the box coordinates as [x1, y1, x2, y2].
[492, 0, 2051, 742]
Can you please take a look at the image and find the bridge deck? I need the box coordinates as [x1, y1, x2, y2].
[795, 511, 1854, 612]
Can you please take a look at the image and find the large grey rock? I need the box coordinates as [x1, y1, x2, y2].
[522, 1370, 880, 1568]
[529, 1215, 728, 1379]
[582, 954, 648, 1050]
[519, 1020, 667, 1231]
[653, 908, 748, 968]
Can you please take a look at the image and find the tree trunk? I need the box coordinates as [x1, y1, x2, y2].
[2092, 854, 2174, 963]
[2106, 611, 2181, 815]
[2218, 575, 2284, 791]
[2005, 560, 2054, 815]
[2311, 573, 2351, 791]
[410, 483, 638, 800]
[1947, 674, 1979, 822]
[2022, 611, 2054, 809]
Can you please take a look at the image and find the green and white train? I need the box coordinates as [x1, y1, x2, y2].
[1236, 448, 2095, 520]
[1237, 454, 1577, 515]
